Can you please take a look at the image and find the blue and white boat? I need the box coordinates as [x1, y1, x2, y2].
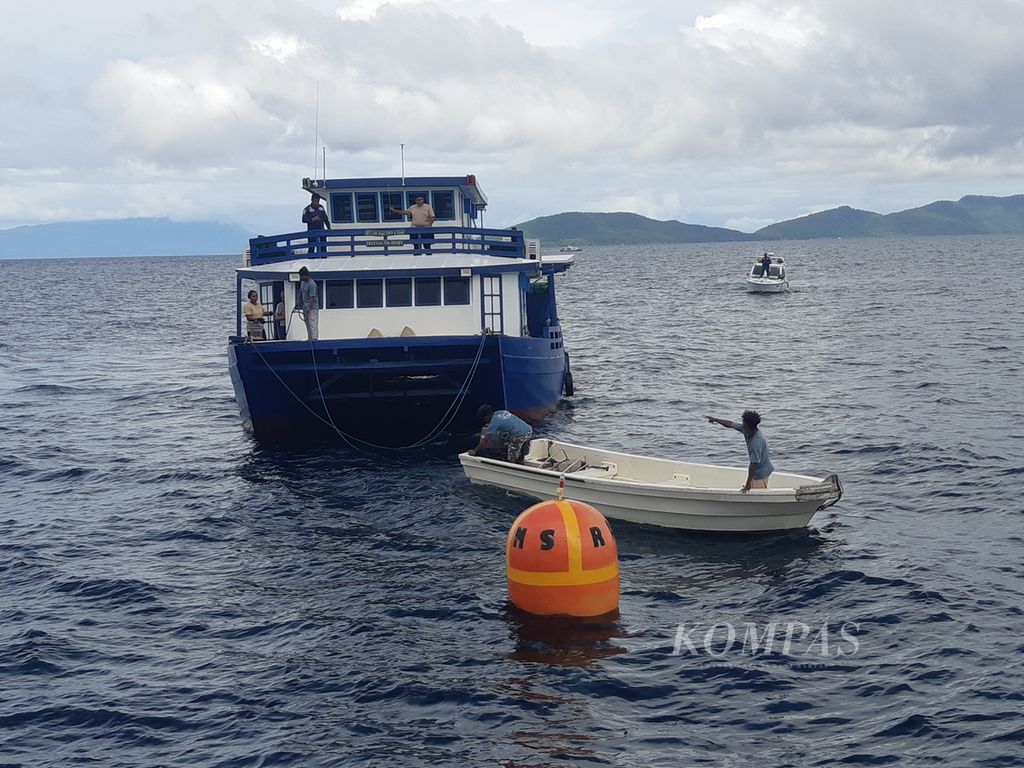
[227, 174, 575, 447]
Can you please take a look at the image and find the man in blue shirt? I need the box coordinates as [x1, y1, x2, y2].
[468, 404, 533, 463]
[706, 410, 774, 492]
[297, 266, 319, 341]
[302, 193, 331, 253]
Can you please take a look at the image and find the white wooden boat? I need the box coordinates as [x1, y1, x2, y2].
[746, 253, 789, 292]
[459, 438, 842, 532]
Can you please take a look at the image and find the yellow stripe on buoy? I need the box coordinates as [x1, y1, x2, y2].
[557, 499, 583, 574]
[507, 562, 620, 587]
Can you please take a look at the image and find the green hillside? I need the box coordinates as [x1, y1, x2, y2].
[514, 194, 1024, 245]
[755, 194, 1024, 239]
[515, 211, 754, 245]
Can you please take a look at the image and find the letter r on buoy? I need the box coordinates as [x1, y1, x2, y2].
[590, 526, 606, 547]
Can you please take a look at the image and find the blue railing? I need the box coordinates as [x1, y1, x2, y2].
[249, 226, 525, 265]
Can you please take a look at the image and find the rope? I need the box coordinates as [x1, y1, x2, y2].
[249, 324, 490, 451]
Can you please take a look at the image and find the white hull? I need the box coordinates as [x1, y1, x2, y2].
[459, 439, 842, 532]
[746, 277, 788, 292]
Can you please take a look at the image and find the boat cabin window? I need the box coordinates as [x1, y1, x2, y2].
[356, 278, 384, 307]
[415, 277, 441, 306]
[323, 188, 461, 225]
[326, 279, 354, 309]
[432, 191, 455, 220]
[444, 276, 470, 305]
[356, 193, 380, 223]
[331, 193, 354, 224]
[382, 192, 404, 222]
[769, 266, 782, 278]
[386, 278, 412, 307]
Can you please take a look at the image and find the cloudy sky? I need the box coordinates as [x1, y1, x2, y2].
[3, 0, 1023, 233]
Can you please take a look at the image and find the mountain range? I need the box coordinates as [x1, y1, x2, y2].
[0, 218, 253, 259]
[2, 194, 1024, 258]
[515, 194, 1024, 245]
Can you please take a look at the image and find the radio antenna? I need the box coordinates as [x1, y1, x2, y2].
[313, 81, 320, 181]
[400, 143, 405, 186]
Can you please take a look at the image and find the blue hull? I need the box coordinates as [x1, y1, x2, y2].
[228, 334, 566, 447]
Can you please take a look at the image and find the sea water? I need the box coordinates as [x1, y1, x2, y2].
[1, 236, 1022, 766]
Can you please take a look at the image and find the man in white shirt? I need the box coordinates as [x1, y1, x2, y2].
[390, 195, 436, 254]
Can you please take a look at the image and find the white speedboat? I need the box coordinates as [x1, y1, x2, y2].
[746, 253, 789, 292]
[558, 245, 583, 253]
[459, 438, 842, 532]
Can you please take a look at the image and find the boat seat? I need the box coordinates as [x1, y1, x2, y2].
[573, 463, 617, 479]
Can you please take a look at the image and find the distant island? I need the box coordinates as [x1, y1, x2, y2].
[515, 194, 1024, 245]
[3, 193, 1024, 259]
[0, 218, 254, 259]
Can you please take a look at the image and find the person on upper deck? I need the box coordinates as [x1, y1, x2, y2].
[302, 193, 331, 253]
[243, 290, 265, 340]
[467, 404, 533, 464]
[390, 195, 436, 254]
[297, 266, 319, 341]
[705, 410, 774, 492]
[761, 252, 772, 279]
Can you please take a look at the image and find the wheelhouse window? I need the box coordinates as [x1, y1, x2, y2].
[356, 279, 383, 308]
[326, 279, 354, 309]
[386, 278, 412, 307]
[432, 191, 455, 221]
[382, 192, 404, 222]
[331, 193, 354, 224]
[356, 193, 380, 223]
[444, 276, 470, 305]
[415, 277, 441, 306]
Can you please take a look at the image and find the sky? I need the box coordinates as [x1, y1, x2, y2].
[3, 0, 1024, 233]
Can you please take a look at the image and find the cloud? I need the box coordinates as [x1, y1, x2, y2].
[3, 0, 1024, 230]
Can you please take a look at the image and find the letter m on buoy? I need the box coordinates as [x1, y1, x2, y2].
[512, 526, 527, 549]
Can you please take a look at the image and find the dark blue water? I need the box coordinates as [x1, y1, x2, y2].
[2, 237, 1023, 767]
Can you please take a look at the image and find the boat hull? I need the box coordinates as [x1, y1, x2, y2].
[746, 277, 788, 293]
[459, 440, 842, 532]
[228, 334, 566, 446]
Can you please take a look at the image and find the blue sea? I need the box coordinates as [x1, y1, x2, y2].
[1, 236, 1022, 767]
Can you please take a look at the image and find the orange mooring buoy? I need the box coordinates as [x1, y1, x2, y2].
[505, 494, 619, 617]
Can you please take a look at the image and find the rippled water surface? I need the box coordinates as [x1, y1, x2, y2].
[2, 237, 1023, 767]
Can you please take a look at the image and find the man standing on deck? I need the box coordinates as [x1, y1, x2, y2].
[302, 193, 331, 253]
[298, 266, 319, 341]
[390, 195, 436, 254]
[705, 410, 774, 492]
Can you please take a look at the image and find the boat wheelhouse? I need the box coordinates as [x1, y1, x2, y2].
[228, 174, 574, 447]
[746, 253, 788, 293]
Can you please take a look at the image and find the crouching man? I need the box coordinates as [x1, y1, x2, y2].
[467, 404, 533, 464]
